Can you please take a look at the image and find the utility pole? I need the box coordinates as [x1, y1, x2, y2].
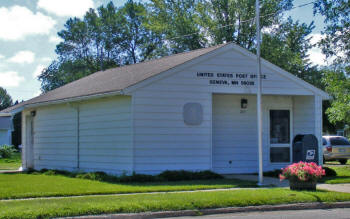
[256, 0, 263, 185]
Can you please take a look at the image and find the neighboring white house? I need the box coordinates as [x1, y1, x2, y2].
[0, 113, 12, 146]
[0, 43, 329, 174]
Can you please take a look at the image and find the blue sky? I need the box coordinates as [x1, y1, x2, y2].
[0, 0, 326, 102]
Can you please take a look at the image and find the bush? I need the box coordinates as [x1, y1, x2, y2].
[119, 173, 161, 183]
[33, 169, 223, 183]
[323, 167, 337, 177]
[159, 170, 223, 181]
[263, 169, 282, 178]
[76, 172, 113, 181]
[0, 145, 16, 158]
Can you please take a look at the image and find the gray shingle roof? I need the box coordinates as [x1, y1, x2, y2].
[1, 44, 226, 113]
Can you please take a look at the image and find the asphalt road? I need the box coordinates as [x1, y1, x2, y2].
[161, 208, 350, 219]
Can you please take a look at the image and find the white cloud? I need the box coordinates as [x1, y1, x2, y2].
[49, 35, 62, 44]
[33, 65, 45, 78]
[37, 0, 94, 17]
[0, 6, 56, 41]
[308, 48, 327, 66]
[7, 51, 35, 64]
[0, 71, 24, 87]
[309, 33, 325, 45]
[0, 54, 4, 59]
[40, 57, 53, 63]
[33, 90, 42, 97]
[261, 24, 279, 34]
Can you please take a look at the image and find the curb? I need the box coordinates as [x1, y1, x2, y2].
[64, 201, 350, 219]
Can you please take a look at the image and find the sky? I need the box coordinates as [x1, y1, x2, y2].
[0, 0, 327, 102]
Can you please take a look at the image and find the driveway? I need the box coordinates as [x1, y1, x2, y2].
[160, 208, 350, 219]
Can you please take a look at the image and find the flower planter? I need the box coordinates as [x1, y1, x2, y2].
[280, 162, 325, 191]
[289, 179, 317, 191]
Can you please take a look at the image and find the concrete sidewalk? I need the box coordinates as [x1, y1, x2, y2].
[0, 170, 21, 173]
[226, 174, 350, 193]
[318, 184, 350, 193]
[225, 174, 289, 187]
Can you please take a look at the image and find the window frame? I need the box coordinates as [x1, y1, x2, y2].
[268, 108, 293, 164]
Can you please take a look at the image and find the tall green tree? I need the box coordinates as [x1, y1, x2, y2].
[118, 0, 164, 64]
[0, 87, 12, 111]
[261, 18, 324, 89]
[202, 0, 293, 49]
[39, 1, 163, 92]
[322, 67, 350, 123]
[313, 1, 350, 128]
[314, 0, 350, 72]
[146, 0, 207, 53]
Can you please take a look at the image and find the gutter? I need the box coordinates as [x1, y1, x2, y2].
[8, 90, 124, 114]
[0, 113, 11, 117]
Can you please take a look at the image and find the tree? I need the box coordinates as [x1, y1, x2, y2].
[202, 0, 293, 50]
[313, 1, 350, 129]
[39, 1, 163, 92]
[261, 17, 324, 89]
[146, 0, 208, 53]
[314, 0, 350, 72]
[322, 67, 350, 124]
[0, 87, 12, 111]
[118, 0, 165, 64]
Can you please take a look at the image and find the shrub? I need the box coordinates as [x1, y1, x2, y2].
[76, 172, 112, 181]
[323, 166, 337, 177]
[0, 145, 16, 158]
[119, 173, 161, 183]
[159, 170, 223, 181]
[263, 169, 282, 178]
[33, 169, 223, 183]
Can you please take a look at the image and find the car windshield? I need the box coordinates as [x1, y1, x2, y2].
[330, 137, 350, 146]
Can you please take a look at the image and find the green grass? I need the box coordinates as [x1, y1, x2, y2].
[322, 165, 350, 184]
[325, 160, 350, 165]
[0, 173, 256, 199]
[1, 188, 350, 219]
[0, 152, 21, 170]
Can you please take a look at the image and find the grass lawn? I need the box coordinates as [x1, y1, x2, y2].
[0, 152, 21, 171]
[0, 173, 256, 199]
[325, 160, 350, 165]
[322, 165, 350, 184]
[1, 188, 350, 219]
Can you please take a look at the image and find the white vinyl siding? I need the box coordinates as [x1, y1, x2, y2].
[293, 96, 315, 136]
[78, 96, 132, 174]
[33, 105, 78, 170]
[132, 91, 212, 174]
[32, 96, 132, 173]
[212, 94, 294, 174]
[0, 130, 11, 145]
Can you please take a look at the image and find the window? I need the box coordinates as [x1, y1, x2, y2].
[322, 138, 327, 146]
[330, 137, 350, 145]
[270, 110, 290, 163]
[270, 147, 290, 163]
[270, 110, 290, 144]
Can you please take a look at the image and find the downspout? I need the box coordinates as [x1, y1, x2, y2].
[76, 106, 80, 169]
[68, 103, 80, 170]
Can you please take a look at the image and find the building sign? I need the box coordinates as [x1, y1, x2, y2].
[197, 72, 267, 86]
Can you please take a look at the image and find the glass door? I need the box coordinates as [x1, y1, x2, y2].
[269, 110, 291, 163]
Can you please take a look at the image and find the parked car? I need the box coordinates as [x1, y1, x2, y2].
[323, 136, 350, 164]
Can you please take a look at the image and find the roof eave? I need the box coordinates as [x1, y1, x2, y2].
[4, 90, 124, 114]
